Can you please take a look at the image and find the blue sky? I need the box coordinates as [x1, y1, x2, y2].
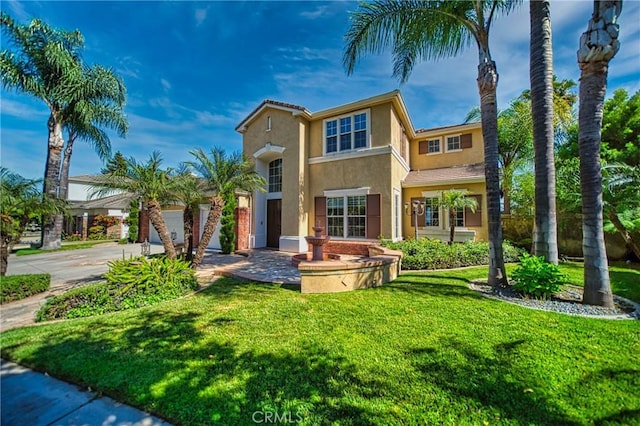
[1, 0, 639, 180]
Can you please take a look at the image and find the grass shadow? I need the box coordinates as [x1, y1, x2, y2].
[408, 337, 582, 425]
[4, 308, 385, 425]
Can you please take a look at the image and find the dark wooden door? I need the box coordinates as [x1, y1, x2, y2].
[267, 199, 281, 249]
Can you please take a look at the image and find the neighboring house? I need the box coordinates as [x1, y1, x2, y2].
[66, 175, 132, 239]
[237, 90, 488, 252]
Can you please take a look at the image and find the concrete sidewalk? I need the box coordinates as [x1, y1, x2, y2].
[1, 359, 171, 426]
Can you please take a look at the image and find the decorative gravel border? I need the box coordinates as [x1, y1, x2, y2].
[469, 281, 640, 320]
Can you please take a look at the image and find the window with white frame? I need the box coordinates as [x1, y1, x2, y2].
[424, 197, 440, 227]
[327, 195, 366, 238]
[446, 135, 461, 151]
[324, 110, 369, 154]
[427, 138, 441, 154]
[394, 189, 401, 240]
[268, 158, 282, 193]
[454, 208, 465, 227]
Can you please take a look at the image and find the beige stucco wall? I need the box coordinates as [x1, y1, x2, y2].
[411, 126, 485, 170]
[402, 181, 488, 241]
[241, 107, 310, 239]
[308, 102, 400, 158]
[309, 154, 403, 238]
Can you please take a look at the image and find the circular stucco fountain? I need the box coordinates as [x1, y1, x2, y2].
[291, 224, 404, 294]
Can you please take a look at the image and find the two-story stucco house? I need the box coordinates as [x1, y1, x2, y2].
[236, 90, 487, 253]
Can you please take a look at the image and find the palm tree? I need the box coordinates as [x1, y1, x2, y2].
[1, 14, 127, 250]
[439, 190, 478, 244]
[0, 168, 64, 275]
[344, 0, 519, 286]
[59, 64, 128, 201]
[1, 13, 84, 249]
[92, 152, 178, 259]
[530, 0, 558, 264]
[187, 148, 266, 269]
[171, 168, 207, 262]
[577, 0, 622, 307]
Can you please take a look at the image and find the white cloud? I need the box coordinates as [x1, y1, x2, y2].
[195, 8, 208, 26]
[6, 0, 30, 22]
[0, 97, 49, 120]
[300, 5, 329, 20]
[160, 78, 172, 92]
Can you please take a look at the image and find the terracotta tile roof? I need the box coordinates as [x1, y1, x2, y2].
[415, 121, 481, 134]
[402, 163, 485, 187]
[236, 99, 309, 131]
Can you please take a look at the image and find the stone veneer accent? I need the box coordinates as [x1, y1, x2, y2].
[234, 207, 250, 251]
[298, 245, 402, 294]
[310, 240, 375, 256]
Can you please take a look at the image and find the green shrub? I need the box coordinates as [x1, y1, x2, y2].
[1, 274, 51, 304]
[118, 238, 128, 245]
[220, 191, 236, 254]
[511, 254, 568, 299]
[127, 201, 139, 243]
[36, 257, 198, 321]
[381, 238, 523, 270]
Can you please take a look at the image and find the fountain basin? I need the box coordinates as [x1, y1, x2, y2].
[291, 252, 341, 267]
[294, 245, 403, 294]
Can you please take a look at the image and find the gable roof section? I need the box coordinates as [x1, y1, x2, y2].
[69, 192, 135, 210]
[402, 163, 485, 188]
[235, 100, 311, 133]
[235, 91, 416, 139]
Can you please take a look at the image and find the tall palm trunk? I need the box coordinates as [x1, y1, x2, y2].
[448, 209, 456, 244]
[1, 232, 9, 276]
[147, 199, 176, 260]
[530, 0, 559, 264]
[478, 57, 508, 287]
[192, 195, 223, 269]
[577, 0, 621, 308]
[41, 113, 64, 250]
[183, 205, 194, 262]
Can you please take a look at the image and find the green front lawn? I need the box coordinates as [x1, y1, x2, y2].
[14, 239, 118, 256]
[1, 266, 638, 425]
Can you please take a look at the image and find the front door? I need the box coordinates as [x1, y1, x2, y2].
[266, 199, 281, 249]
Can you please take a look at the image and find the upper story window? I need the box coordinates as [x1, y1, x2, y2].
[446, 135, 461, 152]
[266, 116, 272, 131]
[268, 158, 282, 193]
[324, 110, 369, 155]
[427, 138, 441, 154]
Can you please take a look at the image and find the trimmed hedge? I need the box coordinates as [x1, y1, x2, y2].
[381, 238, 523, 270]
[36, 256, 198, 321]
[1, 274, 51, 304]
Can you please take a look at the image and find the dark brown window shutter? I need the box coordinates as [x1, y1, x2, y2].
[418, 140, 428, 154]
[465, 194, 482, 227]
[460, 133, 472, 149]
[366, 194, 381, 239]
[314, 197, 327, 230]
[409, 197, 425, 227]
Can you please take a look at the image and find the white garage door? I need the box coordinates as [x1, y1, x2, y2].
[149, 211, 184, 244]
[200, 206, 221, 249]
[149, 209, 221, 250]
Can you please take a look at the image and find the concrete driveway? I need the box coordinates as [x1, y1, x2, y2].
[0, 242, 165, 330]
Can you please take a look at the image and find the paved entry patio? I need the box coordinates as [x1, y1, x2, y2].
[200, 249, 301, 286]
